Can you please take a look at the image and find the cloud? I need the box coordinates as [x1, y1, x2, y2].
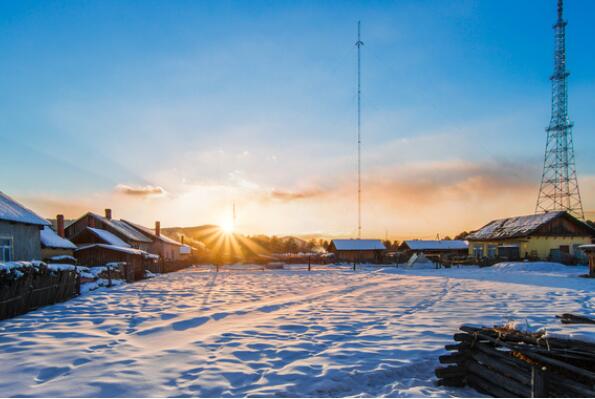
[269, 188, 326, 202]
[115, 184, 167, 197]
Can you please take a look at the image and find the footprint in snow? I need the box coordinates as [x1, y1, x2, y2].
[279, 324, 308, 334]
[35, 366, 71, 383]
[172, 316, 209, 331]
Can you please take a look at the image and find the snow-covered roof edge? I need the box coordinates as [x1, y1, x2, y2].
[121, 220, 182, 246]
[0, 192, 50, 226]
[40, 226, 77, 250]
[331, 239, 386, 251]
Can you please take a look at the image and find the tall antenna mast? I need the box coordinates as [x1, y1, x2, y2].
[356, 21, 364, 238]
[535, 0, 584, 219]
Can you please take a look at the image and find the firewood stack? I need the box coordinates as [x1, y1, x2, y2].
[435, 324, 595, 397]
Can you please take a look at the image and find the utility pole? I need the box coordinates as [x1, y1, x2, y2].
[356, 21, 364, 239]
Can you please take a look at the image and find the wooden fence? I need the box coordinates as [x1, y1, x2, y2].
[0, 269, 80, 321]
[436, 324, 595, 397]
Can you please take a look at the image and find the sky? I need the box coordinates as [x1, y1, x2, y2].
[1, 0, 595, 239]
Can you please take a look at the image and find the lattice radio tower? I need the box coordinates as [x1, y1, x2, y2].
[355, 21, 364, 238]
[536, 0, 584, 219]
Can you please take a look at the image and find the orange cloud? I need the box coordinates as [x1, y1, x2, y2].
[115, 184, 167, 197]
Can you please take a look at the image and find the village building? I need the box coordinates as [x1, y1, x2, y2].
[40, 215, 77, 262]
[466, 211, 594, 262]
[74, 244, 158, 281]
[0, 191, 50, 262]
[65, 209, 152, 251]
[328, 239, 386, 263]
[399, 240, 468, 259]
[121, 220, 183, 262]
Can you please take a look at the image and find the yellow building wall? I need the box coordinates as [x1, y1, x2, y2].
[468, 236, 592, 259]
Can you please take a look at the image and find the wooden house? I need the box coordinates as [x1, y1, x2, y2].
[329, 239, 386, 263]
[65, 209, 152, 251]
[74, 244, 158, 282]
[40, 215, 77, 262]
[399, 240, 468, 260]
[0, 191, 50, 262]
[466, 211, 594, 262]
[121, 220, 182, 262]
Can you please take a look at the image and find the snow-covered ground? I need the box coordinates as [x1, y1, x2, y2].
[0, 262, 593, 397]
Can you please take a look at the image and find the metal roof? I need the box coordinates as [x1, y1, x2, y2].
[0, 191, 50, 226]
[403, 240, 468, 251]
[466, 211, 566, 241]
[331, 239, 386, 251]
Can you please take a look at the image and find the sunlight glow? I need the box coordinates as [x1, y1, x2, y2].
[220, 220, 235, 234]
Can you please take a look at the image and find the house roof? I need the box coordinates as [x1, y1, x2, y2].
[40, 226, 77, 250]
[465, 211, 589, 241]
[331, 239, 386, 251]
[0, 192, 50, 226]
[121, 220, 182, 246]
[403, 240, 468, 251]
[81, 213, 152, 243]
[75, 243, 158, 259]
[86, 227, 131, 248]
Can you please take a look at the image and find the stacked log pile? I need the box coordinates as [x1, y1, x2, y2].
[436, 325, 595, 397]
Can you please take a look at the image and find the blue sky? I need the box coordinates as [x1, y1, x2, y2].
[1, 0, 594, 237]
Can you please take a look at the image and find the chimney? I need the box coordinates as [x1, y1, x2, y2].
[57, 214, 65, 238]
[155, 221, 161, 237]
[105, 209, 112, 220]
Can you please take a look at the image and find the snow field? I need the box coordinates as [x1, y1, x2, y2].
[0, 264, 592, 397]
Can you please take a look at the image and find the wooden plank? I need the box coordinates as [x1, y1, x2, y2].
[467, 373, 519, 398]
[439, 352, 469, 365]
[531, 367, 546, 398]
[556, 313, 595, 325]
[470, 350, 531, 385]
[435, 365, 466, 379]
[467, 359, 531, 397]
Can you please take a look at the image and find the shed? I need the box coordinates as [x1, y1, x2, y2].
[74, 244, 158, 282]
[466, 211, 594, 262]
[0, 191, 50, 261]
[399, 240, 468, 258]
[328, 239, 386, 263]
[40, 225, 77, 262]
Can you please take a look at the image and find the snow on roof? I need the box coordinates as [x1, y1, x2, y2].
[84, 213, 152, 243]
[75, 243, 158, 259]
[331, 239, 386, 251]
[40, 226, 77, 250]
[87, 227, 131, 248]
[403, 240, 468, 251]
[0, 191, 50, 226]
[121, 220, 182, 246]
[466, 211, 567, 241]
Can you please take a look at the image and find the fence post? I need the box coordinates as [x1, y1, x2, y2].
[308, 256, 311, 271]
[107, 264, 112, 288]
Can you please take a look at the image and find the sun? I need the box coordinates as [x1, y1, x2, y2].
[220, 220, 235, 234]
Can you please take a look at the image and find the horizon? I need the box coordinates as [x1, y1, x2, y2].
[2, 0, 595, 239]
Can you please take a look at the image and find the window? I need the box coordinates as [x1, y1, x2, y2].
[473, 245, 483, 259]
[0, 237, 13, 262]
[487, 245, 497, 258]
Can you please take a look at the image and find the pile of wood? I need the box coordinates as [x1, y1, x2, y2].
[436, 324, 595, 397]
